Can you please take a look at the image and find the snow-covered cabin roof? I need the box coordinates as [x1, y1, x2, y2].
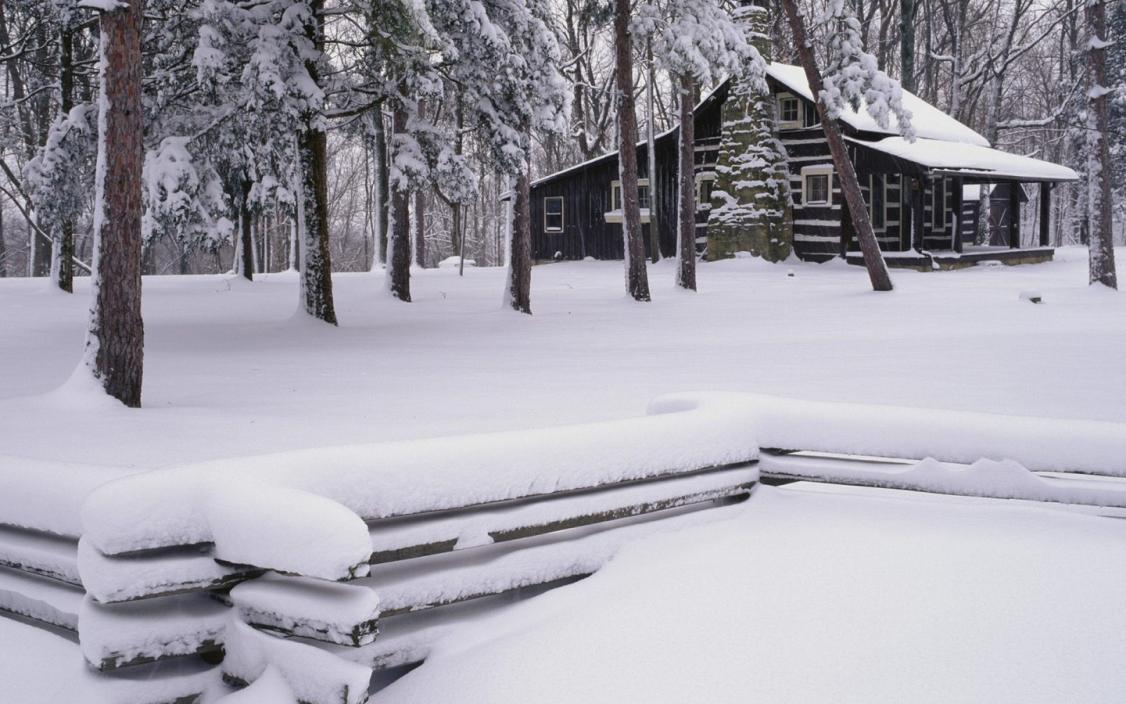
[847, 136, 1079, 182]
[765, 63, 990, 147]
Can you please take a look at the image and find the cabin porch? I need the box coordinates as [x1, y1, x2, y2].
[844, 245, 1055, 271]
[838, 135, 1077, 268]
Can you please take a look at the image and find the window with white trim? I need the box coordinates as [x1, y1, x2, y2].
[544, 196, 564, 232]
[801, 165, 833, 206]
[778, 94, 801, 128]
[696, 173, 716, 209]
[611, 179, 650, 211]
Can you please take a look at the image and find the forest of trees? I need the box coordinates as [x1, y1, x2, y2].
[0, 0, 1120, 283]
[0, 0, 1121, 404]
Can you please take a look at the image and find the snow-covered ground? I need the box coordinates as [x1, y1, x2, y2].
[1, 247, 1124, 701]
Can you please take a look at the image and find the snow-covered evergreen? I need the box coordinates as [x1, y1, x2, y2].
[816, 0, 916, 141]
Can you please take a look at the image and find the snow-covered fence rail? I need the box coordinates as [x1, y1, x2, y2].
[2, 393, 1125, 702]
[0, 396, 760, 702]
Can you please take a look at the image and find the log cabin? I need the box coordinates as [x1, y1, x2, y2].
[525, 1, 1077, 271]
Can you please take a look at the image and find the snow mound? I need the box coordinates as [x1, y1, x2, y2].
[206, 481, 372, 580]
[222, 618, 371, 704]
[215, 665, 296, 704]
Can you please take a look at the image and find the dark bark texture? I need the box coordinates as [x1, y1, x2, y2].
[1087, 0, 1117, 289]
[508, 171, 532, 313]
[55, 26, 75, 292]
[414, 188, 426, 268]
[781, 0, 894, 292]
[613, 0, 650, 302]
[298, 0, 337, 323]
[676, 75, 696, 290]
[87, 0, 145, 407]
[388, 104, 411, 301]
[239, 179, 254, 281]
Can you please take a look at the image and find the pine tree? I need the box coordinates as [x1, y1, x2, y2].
[1086, 0, 1118, 288]
[82, 0, 145, 407]
[780, 0, 910, 292]
[1104, 0, 1126, 235]
[614, 0, 651, 302]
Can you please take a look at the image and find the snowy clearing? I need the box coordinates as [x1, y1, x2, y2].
[1, 248, 1124, 701]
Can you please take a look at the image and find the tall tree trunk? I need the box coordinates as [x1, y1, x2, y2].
[506, 171, 532, 313]
[52, 26, 76, 292]
[82, 0, 145, 407]
[645, 40, 660, 264]
[781, 0, 894, 291]
[899, 0, 917, 91]
[0, 193, 6, 277]
[239, 178, 254, 281]
[414, 188, 426, 268]
[1087, 0, 1117, 289]
[386, 103, 411, 301]
[676, 74, 696, 291]
[296, 0, 336, 323]
[613, 0, 650, 302]
[370, 102, 389, 270]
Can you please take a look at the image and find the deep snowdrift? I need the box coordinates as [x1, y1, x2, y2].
[376, 486, 1126, 704]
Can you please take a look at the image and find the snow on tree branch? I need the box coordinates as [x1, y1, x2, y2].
[816, 0, 916, 141]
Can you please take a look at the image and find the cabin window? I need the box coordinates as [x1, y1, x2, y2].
[544, 196, 564, 232]
[778, 94, 801, 128]
[801, 166, 833, 206]
[870, 175, 885, 229]
[611, 179, 650, 211]
[932, 178, 945, 232]
[696, 173, 716, 209]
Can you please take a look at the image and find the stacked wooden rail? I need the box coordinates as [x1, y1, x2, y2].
[759, 450, 1126, 513]
[0, 461, 757, 703]
[5, 393, 1125, 701]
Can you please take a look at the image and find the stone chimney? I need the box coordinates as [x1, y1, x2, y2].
[734, 0, 773, 63]
[705, 0, 794, 262]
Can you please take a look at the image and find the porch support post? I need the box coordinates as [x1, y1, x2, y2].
[1039, 182, 1051, 247]
[911, 176, 925, 252]
[951, 176, 964, 253]
[1008, 184, 1020, 249]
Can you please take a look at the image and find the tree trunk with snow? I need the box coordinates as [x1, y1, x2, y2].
[614, 0, 651, 302]
[414, 187, 426, 268]
[372, 104, 389, 268]
[83, 0, 145, 407]
[296, 0, 336, 323]
[1087, 0, 1117, 289]
[506, 171, 532, 314]
[646, 41, 660, 265]
[899, 0, 917, 92]
[781, 0, 893, 292]
[387, 104, 411, 302]
[52, 26, 76, 293]
[676, 74, 696, 291]
[238, 178, 253, 281]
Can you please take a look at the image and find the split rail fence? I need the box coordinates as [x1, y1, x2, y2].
[1, 393, 1124, 702]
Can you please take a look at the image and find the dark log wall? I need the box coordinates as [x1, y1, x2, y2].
[781, 127, 837, 261]
[529, 78, 983, 263]
[529, 87, 726, 262]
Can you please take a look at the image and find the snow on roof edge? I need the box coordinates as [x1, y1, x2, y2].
[847, 136, 1079, 182]
[764, 63, 990, 147]
[524, 82, 728, 192]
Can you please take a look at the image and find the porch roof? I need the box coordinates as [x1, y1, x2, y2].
[845, 136, 1079, 183]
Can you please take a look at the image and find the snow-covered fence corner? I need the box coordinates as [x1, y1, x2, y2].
[7, 392, 1125, 700]
[60, 397, 759, 699]
[734, 393, 1126, 476]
